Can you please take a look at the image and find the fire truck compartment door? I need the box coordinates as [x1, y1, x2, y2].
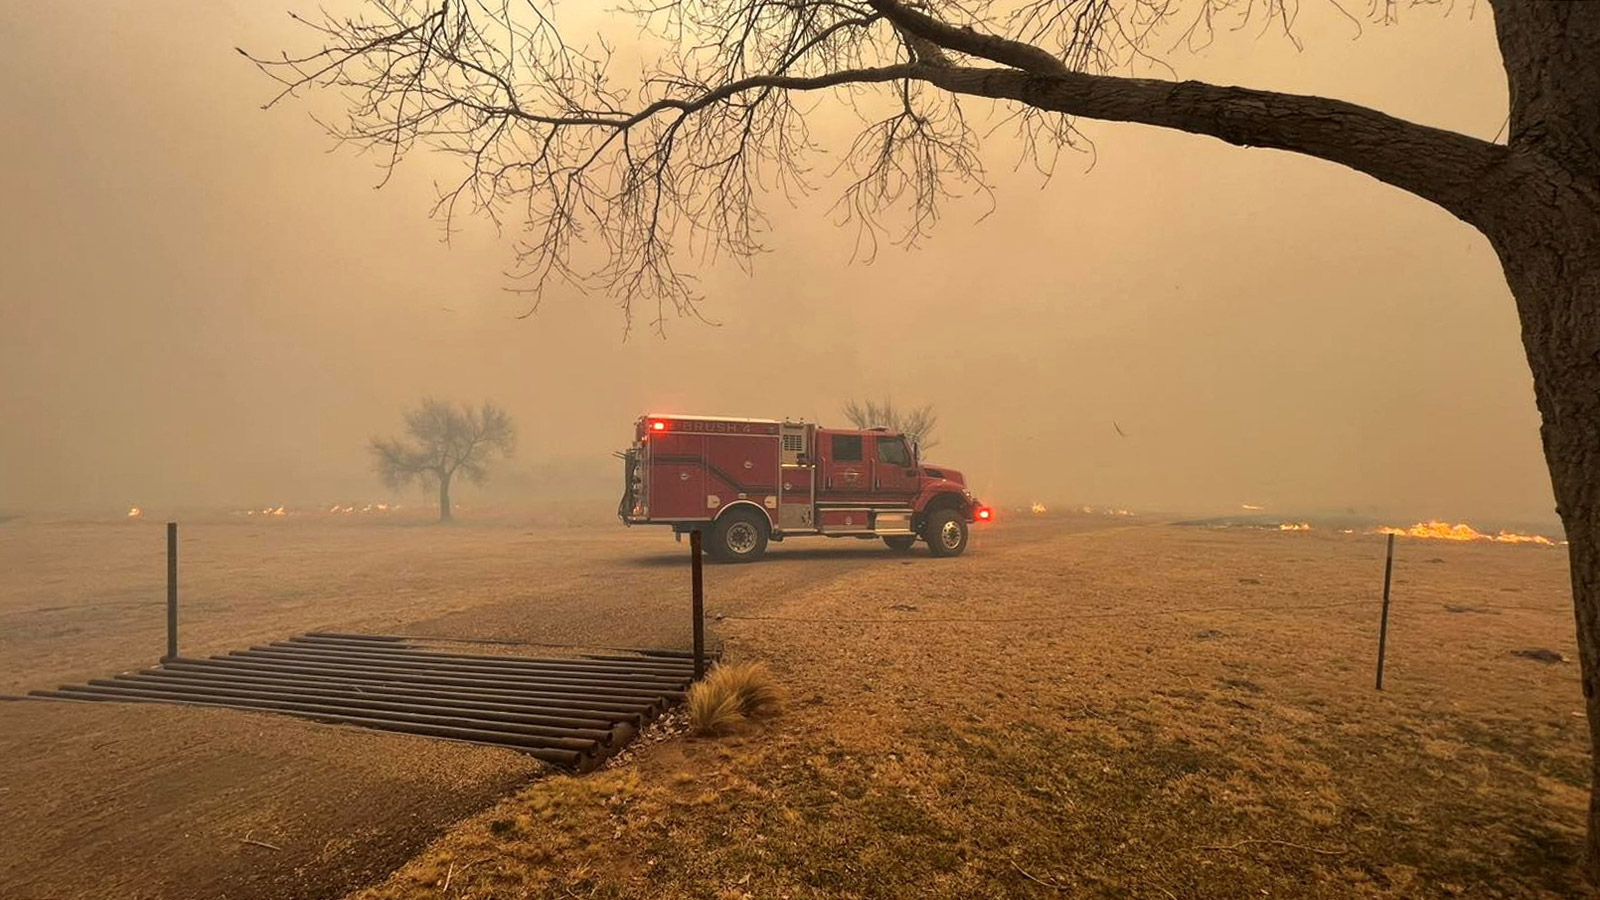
[649, 434, 707, 518]
[778, 501, 813, 531]
[819, 508, 872, 533]
[872, 510, 914, 535]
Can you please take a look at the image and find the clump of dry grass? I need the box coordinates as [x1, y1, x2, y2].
[687, 662, 783, 735]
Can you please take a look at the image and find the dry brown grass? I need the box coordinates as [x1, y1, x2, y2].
[342, 519, 1589, 900]
[688, 662, 783, 734]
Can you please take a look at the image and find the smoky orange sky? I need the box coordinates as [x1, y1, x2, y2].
[0, 2, 1555, 529]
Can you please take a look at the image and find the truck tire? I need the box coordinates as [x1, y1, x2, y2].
[710, 508, 769, 563]
[924, 509, 968, 558]
[883, 535, 917, 553]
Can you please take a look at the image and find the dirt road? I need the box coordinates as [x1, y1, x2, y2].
[0, 513, 1058, 900]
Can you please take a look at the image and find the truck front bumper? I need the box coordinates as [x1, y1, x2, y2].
[963, 490, 992, 523]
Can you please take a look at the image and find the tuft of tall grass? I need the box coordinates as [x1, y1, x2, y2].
[687, 662, 783, 735]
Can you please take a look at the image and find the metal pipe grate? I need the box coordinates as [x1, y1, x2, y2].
[19, 633, 701, 771]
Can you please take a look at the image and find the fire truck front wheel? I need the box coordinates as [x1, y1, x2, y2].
[709, 509, 769, 563]
[924, 509, 969, 558]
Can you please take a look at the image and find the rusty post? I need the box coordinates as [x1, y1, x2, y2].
[1375, 532, 1395, 690]
[165, 521, 178, 662]
[690, 530, 705, 680]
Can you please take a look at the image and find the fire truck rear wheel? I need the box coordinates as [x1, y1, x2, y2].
[710, 509, 769, 563]
[883, 536, 917, 553]
[924, 509, 969, 558]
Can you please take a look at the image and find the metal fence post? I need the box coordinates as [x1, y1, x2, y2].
[690, 529, 705, 680]
[165, 521, 179, 662]
[1375, 533, 1395, 690]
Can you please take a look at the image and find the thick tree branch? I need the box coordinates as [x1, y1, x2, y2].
[868, 0, 1070, 74]
[859, 0, 1512, 223]
[906, 62, 1513, 225]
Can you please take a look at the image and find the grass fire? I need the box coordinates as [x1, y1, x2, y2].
[1379, 520, 1559, 546]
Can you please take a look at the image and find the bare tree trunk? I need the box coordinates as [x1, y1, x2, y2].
[1488, 210, 1600, 875]
[1563, 453, 1600, 882]
[1522, 263, 1600, 876]
[1484, 1, 1600, 875]
[438, 474, 452, 523]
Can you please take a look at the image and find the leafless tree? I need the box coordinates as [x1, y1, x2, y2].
[843, 398, 939, 451]
[249, 0, 1600, 872]
[371, 399, 516, 521]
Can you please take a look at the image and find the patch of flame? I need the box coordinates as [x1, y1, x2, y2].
[127, 506, 143, 519]
[1278, 522, 1311, 532]
[324, 502, 398, 515]
[240, 502, 401, 518]
[1031, 503, 1047, 515]
[1378, 520, 1554, 546]
[1241, 504, 1265, 511]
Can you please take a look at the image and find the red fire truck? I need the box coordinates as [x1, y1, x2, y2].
[618, 414, 990, 562]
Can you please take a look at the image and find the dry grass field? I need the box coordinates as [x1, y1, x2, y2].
[0, 512, 1588, 898]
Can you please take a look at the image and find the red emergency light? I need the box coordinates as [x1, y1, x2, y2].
[976, 507, 993, 522]
[649, 419, 667, 431]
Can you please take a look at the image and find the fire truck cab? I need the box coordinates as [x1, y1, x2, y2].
[618, 414, 990, 562]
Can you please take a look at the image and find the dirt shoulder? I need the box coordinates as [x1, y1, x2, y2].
[0, 701, 542, 900]
[340, 521, 1590, 900]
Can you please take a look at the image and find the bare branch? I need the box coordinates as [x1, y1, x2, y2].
[843, 397, 941, 450]
[249, 0, 1501, 331]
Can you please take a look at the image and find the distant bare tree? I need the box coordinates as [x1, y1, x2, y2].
[842, 399, 938, 452]
[371, 399, 516, 522]
[251, 0, 1600, 872]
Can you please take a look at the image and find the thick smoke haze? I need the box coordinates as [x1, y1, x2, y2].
[0, 2, 1553, 528]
